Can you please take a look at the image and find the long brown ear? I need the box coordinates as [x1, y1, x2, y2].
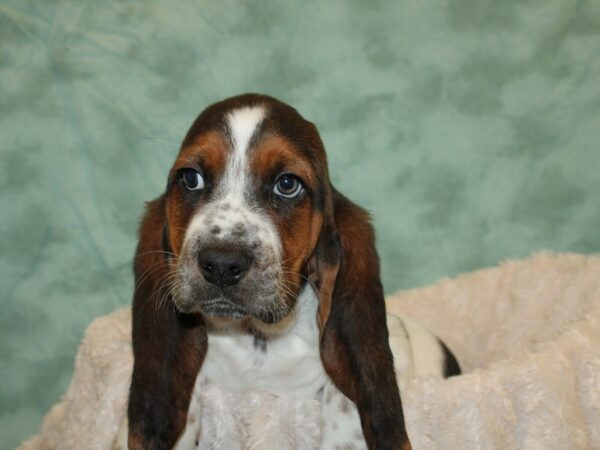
[127, 196, 207, 450]
[312, 189, 409, 450]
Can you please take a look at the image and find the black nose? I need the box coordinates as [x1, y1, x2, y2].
[198, 245, 253, 288]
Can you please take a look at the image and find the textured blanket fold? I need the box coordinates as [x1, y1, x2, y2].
[19, 252, 600, 450]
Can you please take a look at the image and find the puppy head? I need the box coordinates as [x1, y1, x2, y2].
[164, 94, 331, 326]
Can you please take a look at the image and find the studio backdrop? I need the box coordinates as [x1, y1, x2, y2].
[1, 0, 599, 447]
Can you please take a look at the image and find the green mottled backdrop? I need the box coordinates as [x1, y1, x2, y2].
[1, 0, 599, 447]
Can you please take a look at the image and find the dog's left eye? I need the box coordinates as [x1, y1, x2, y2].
[273, 174, 303, 199]
[181, 169, 205, 191]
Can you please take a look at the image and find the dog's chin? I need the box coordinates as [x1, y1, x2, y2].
[175, 294, 293, 325]
[252, 308, 291, 324]
[202, 300, 292, 325]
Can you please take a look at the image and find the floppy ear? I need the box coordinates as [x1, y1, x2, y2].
[127, 196, 207, 450]
[310, 189, 410, 450]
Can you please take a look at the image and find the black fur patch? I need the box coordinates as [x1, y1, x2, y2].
[253, 335, 267, 352]
[439, 339, 461, 378]
[161, 224, 172, 258]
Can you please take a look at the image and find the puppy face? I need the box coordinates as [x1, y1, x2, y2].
[164, 95, 329, 325]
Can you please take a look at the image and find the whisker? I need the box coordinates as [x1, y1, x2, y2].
[154, 269, 180, 316]
[134, 260, 172, 292]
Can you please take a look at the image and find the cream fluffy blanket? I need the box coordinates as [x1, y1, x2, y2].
[19, 252, 600, 450]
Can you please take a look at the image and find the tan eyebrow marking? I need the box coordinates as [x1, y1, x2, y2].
[250, 134, 316, 189]
[172, 130, 229, 176]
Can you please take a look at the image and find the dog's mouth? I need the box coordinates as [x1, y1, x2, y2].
[174, 261, 296, 324]
[194, 293, 293, 324]
[199, 298, 248, 319]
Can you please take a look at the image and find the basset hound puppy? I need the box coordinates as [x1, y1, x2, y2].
[121, 94, 460, 450]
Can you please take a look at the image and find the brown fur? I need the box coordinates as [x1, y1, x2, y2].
[128, 198, 208, 450]
[249, 133, 320, 301]
[315, 191, 408, 449]
[166, 131, 229, 252]
[127, 94, 409, 449]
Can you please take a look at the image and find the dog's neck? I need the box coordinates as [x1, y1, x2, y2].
[198, 283, 325, 395]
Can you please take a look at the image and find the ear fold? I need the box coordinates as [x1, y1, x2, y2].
[127, 196, 207, 450]
[311, 189, 410, 449]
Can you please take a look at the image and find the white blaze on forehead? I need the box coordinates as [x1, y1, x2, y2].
[220, 106, 266, 201]
[228, 106, 266, 154]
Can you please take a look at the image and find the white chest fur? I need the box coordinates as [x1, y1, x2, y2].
[200, 286, 328, 395]
[174, 286, 333, 450]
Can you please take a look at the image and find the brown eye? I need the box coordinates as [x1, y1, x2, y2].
[181, 169, 205, 191]
[273, 174, 303, 198]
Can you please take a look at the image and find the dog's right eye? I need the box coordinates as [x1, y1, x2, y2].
[273, 174, 303, 199]
[181, 169, 205, 191]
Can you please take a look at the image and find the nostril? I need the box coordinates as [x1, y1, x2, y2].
[201, 262, 214, 273]
[229, 265, 242, 276]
